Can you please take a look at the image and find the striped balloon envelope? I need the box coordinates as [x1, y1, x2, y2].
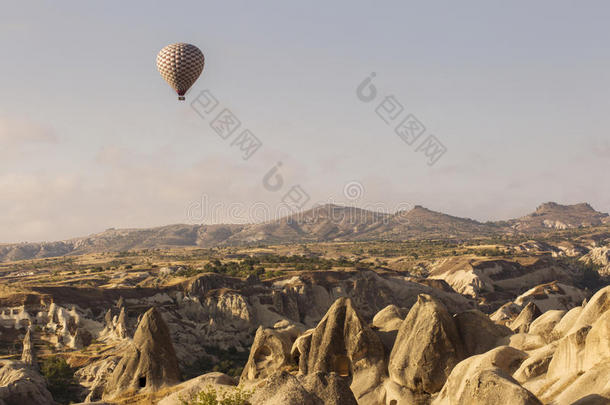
[156, 43, 205, 101]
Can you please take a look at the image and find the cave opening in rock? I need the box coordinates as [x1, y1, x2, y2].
[254, 345, 272, 363]
[138, 376, 146, 388]
[334, 354, 350, 377]
[293, 351, 300, 367]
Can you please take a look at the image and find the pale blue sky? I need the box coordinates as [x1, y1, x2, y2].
[1, 1, 609, 242]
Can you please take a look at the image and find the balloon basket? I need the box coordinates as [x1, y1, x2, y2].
[178, 96, 185, 101]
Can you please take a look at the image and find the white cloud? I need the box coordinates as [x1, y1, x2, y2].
[0, 116, 57, 145]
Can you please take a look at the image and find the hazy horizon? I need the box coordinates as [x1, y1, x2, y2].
[0, 199, 606, 245]
[2, 1, 609, 243]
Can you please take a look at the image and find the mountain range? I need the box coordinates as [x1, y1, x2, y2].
[1, 202, 608, 262]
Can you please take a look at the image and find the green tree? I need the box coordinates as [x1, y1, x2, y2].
[40, 356, 77, 404]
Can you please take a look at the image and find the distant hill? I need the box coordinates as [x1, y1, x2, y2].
[509, 202, 609, 232]
[351, 205, 501, 240]
[222, 204, 389, 245]
[0, 202, 608, 262]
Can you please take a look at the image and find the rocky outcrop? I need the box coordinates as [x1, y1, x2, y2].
[100, 306, 128, 341]
[247, 371, 357, 405]
[583, 310, 610, 369]
[513, 282, 587, 312]
[388, 294, 465, 395]
[528, 309, 565, 341]
[72, 328, 92, 349]
[552, 305, 583, 339]
[428, 257, 573, 304]
[372, 304, 408, 332]
[454, 309, 512, 356]
[491, 301, 523, 323]
[155, 269, 473, 365]
[0, 360, 54, 405]
[580, 246, 610, 276]
[291, 297, 386, 402]
[157, 372, 237, 405]
[75, 355, 120, 403]
[566, 286, 610, 335]
[552, 362, 610, 404]
[513, 343, 557, 383]
[248, 371, 320, 405]
[103, 307, 181, 398]
[371, 304, 408, 350]
[432, 346, 539, 405]
[240, 321, 300, 383]
[300, 372, 358, 405]
[104, 308, 112, 328]
[512, 202, 608, 232]
[505, 332, 547, 351]
[20, 328, 38, 370]
[115, 307, 127, 339]
[521, 285, 610, 404]
[509, 302, 542, 333]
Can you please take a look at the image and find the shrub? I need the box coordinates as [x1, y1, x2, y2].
[181, 385, 252, 405]
[183, 346, 249, 380]
[40, 356, 78, 404]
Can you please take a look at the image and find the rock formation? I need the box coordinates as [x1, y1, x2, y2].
[566, 286, 610, 335]
[290, 297, 386, 402]
[248, 371, 320, 405]
[551, 305, 583, 338]
[240, 322, 300, 383]
[552, 362, 610, 404]
[514, 281, 587, 312]
[20, 328, 38, 370]
[115, 306, 127, 339]
[75, 355, 120, 403]
[103, 307, 181, 398]
[1, 234, 609, 404]
[299, 372, 358, 405]
[454, 309, 512, 356]
[580, 246, 610, 277]
[247, 371, 358, 405]
[157, 372, 237, 405]
[527, 309, 565, 341]
[511, 285, 610, 403]
[371, 304, 409, 350]
[389, 294, 465, 395]
[509, 302, 542, 333]
[583, 310, 610, 368]
[0, 360, 54, 405]
[513, 343, 557, 383]
[432, 346, 540, 405]
[372, 304, 408, 332]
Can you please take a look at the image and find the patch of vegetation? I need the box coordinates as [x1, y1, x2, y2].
[180, 385, 252, 405]
[261, 269, 286, 279]
[466, 247, 505, 257]
[175, 254, 358, 279]
[183, 346, 250, 380]
[555, 257, 606, 291]
[40, 356, 79, 404]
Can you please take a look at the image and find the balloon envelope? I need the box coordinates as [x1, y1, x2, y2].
[156, 43, 205, 100]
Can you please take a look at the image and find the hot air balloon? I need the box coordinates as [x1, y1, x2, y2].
[156, 43, 205, 101]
